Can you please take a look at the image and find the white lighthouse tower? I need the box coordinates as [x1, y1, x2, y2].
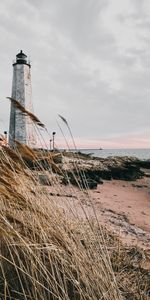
[9, 50, 36, 148]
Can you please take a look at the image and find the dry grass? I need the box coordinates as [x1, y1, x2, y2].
[0, 145, 121, 300]
[0, 145, 149, 300]
[7, 97, 45, 128]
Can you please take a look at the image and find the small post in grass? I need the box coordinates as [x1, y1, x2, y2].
[52, 132, 56, 150]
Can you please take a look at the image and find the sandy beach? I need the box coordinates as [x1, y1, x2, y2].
[46, 173, 150, 251]
[91, 177, 150, 248]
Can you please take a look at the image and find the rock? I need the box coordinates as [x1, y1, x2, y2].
[111, 164, 143, 181]
[61, 155, 149, 189]
[53, 155, 62, 164]
[61, 172, 99, 189]
[144, 173, 150, 178]
[38, 173, 51, 186]
[135, 159, 150, 169]
[83, 178, 98, 189]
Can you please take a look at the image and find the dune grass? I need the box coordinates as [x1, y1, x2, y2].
[0, 144, 150, 300]
[0, 144, 123, 300]
[0, 103, 149, 299]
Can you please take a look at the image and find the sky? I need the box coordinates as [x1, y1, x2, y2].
[0, 0, 150, 149]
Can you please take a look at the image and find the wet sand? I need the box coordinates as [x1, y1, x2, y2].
[46, 176, 150, 251]
[90, 177, 150, 249]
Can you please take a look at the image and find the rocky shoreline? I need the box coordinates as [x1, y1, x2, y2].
[61, 153, 150, 189]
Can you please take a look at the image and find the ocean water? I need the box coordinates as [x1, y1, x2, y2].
[78, 149, 150, 160]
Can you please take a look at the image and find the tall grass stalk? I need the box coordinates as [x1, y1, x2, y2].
[0, 108, 122, 299]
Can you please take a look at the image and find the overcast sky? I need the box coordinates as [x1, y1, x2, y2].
[0, 0, 150, 148]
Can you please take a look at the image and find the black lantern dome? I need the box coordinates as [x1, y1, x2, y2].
[13, 50, 31, 67]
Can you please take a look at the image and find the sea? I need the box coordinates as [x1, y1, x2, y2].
[77, 149, 150, 160]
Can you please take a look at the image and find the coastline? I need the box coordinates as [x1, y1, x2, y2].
[67, 148, 150, 160]
[45, 177, 150, 250]
[43, 152, 150, 253]
[1, 146, 150, 298]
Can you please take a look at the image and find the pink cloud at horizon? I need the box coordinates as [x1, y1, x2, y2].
[38, 132, 150, 149]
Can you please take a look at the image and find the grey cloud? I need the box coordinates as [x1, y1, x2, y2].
[0, 0, 150, 147]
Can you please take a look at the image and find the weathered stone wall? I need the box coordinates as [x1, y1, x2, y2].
[9, 64, 36, 148]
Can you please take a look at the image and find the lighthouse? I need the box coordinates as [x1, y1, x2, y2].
[9, 50, 36, 148]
